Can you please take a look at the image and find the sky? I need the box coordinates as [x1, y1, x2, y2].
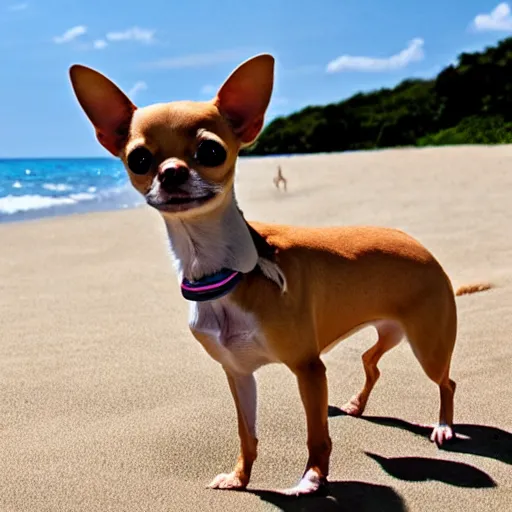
[1, 0, 512, 158]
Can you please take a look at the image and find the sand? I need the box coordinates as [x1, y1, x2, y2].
[0, 146, 511, 512]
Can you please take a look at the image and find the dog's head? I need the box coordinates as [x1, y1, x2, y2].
[69, 55, 274, 218]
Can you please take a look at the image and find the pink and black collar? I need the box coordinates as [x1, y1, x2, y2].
[180, 208, 276, 302]
[181, 268, 242, 302]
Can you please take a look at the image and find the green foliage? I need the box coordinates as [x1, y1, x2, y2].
[243, 37, 512, 156]
[417, 116, 512, 146]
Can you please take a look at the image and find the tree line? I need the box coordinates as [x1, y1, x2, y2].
[243, 37, 512, 156]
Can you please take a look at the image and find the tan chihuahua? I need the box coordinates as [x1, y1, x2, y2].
[69, 55, 486, 496]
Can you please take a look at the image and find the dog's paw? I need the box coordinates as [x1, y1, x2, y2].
[207, 471, 247, 490]
[340, 396, 365, 416]
[277, 469, 326, 496]
[430, 424, 454, 446]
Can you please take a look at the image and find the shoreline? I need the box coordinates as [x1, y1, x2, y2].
[0, 200, 145, 226]
[2, 144, 512, 226]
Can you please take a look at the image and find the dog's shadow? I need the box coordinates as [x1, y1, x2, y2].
[248, 481, 406, 512]
[249, 454, 495, 511]
[247, 409, 503, 511]
[364, 452, 496, 488]
[328, 405, 512, 466]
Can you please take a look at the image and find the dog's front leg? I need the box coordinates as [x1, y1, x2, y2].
[208, 370, 257, 490]
[281, 358, 331, 495]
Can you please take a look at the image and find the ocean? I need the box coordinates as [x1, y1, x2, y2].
[0, 158, 144, 223]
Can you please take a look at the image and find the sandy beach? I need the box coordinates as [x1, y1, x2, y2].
[1, 146, 511, 512]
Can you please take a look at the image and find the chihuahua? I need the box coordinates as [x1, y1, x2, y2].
[69, 55, 487, 495]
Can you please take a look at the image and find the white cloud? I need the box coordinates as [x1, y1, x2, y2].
[326, 38, 425, 73]
[93, 39, 107, 50]
[200, 84, 217, 95]
[106, 27, 155, 44]
[7, 2, 28, 11]
[145, 49, 250, 70]
[128, 81, 147, 99]
[53, 25, 87, 44]
[473, 2, 512, 31]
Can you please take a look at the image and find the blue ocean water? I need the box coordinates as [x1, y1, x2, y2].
[0, 158, 143, 223]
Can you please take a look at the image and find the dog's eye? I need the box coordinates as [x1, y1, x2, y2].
[127, 147, 153, 175]
[195, 140, 227, 167]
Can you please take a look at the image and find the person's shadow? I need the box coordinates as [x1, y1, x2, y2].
[328, 406, 512, 466]
[248, 481, 406, 512]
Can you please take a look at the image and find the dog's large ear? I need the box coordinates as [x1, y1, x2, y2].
[69, 65, 136, 156]
[214, 54, 274, 144]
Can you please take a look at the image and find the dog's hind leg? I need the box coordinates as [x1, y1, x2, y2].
[430, 374, 456, 445]
[341, 320, 403, 416]
[404, 293, 457, 446]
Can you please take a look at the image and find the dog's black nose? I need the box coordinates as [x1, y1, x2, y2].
[158, 164, 189, 192]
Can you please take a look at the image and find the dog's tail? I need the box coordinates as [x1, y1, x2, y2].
[455, 282, 492, 297]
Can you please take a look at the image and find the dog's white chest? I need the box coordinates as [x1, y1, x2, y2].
[188, 297, 275, 374]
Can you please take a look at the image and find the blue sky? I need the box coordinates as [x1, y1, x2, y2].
[1, 0, 511, 157]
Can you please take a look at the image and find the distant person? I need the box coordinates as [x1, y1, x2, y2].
[273, 165, 287, 191]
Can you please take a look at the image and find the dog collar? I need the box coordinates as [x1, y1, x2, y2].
[181, 210, 276, 302]
[181, 268, 242, 302]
